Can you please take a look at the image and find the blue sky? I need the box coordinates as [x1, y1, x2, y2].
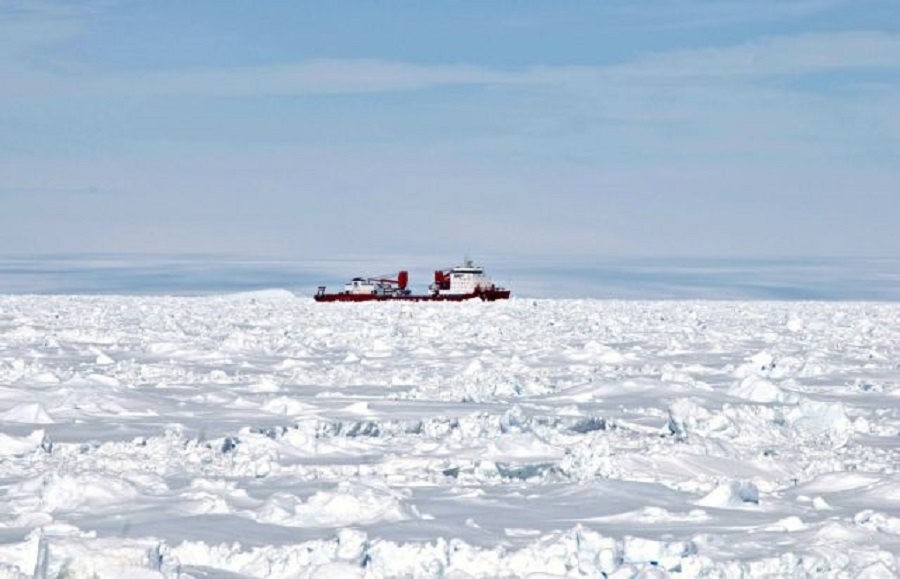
[1, 1, 898, 260]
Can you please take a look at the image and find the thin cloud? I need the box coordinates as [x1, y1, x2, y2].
[2, 26, 899, 100]
[607, 0, 840, 30]
[0, 0, 104, 96]
[27, 32, 900, 100]
[495, 1, 840, 34]
[608, 31, 900, 79]
[91, 60, 521, 97]
[0, 0, 107, 55]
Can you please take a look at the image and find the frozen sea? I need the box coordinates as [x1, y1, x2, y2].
[1, 256, 899, 577]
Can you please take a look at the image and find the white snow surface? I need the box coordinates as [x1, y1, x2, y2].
[0, 295, 899, 577]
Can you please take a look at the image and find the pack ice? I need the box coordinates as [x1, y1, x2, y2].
[0, 294, 899, 578]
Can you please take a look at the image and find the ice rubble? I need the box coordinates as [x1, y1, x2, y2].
[6, 525, 896, 578]
[0, 402, 55, 424]
[0, 296, 899, 577]
[0, 429, 50, 458]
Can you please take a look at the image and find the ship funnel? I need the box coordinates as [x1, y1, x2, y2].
[398, 271, 409, 290]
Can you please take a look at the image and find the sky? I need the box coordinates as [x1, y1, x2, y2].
[1, 0, 898, 261]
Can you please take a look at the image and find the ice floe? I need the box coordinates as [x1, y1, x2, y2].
[0, 296, 898, 577]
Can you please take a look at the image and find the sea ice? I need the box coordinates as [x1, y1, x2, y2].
[0, 295, 898, 577]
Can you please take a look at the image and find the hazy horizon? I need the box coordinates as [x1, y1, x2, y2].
[2, 253, 899, 300]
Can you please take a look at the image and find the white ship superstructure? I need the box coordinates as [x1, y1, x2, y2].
[344, 277, 377, 295]
[432, 261, 494, 296]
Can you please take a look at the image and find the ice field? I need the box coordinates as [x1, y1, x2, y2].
[1, 293, 899, 577]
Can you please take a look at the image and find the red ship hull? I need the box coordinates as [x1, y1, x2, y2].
[315, 288, 511, 303]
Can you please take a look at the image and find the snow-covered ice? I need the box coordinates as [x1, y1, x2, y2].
[1, 294, 899, 577]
